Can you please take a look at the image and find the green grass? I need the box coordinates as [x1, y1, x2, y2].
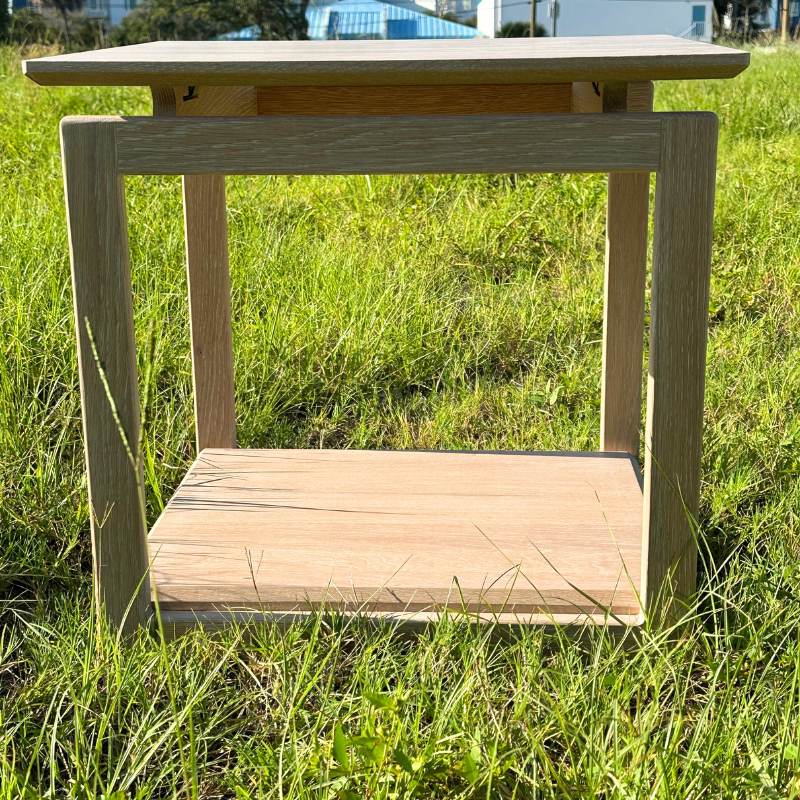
[2, 42, 800, 797]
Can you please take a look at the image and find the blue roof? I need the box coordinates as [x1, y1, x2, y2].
[217, 0, 483, 40]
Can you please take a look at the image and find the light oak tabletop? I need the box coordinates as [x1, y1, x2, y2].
[23, 36, 749, 87]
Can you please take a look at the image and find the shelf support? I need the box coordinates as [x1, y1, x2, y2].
[600, 81, 653, 456]
[151, 88, 237, 451]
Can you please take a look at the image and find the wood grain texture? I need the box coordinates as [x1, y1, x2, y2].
[57, 107, 717, 632]
[571, 81, 603, 113]
[175, 85, 257, 116]
[149, 449, 644, 616]
[150, 86, 176, 116]
[256, 84, 572, 116]
[60, 117, 150, 636]
[150, 90, 238, 451]
[157, 608, 643, 640]
[23, 37, 749, 87]
[602, 81, 628, 113]
[106, 113, 663, 176]
[183, 175, 237, 451]
[627, 80, 655, 112]
[643, 113, 718, 619]
[600, 81, 653, 456]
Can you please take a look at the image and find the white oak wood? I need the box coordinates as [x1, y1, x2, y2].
[149, 449, 644, 616]
[643, 112, 718, 619]
[628, 80, 656, 112]
[572, 80, 654, 116]
[150, 90, 238, 451]
[150, 86, 176, 116]
[602, 81, 628, 113]
[158, 608, 643, 640]
[601, 81, 654, 456]
[175, 85, 257, 116]
[168, 84, 573, 119]
[106, 114, 663, 176]
[183, 175, 237, 451]
[256, 83, 573, 115]
[57, 108, 720, 634]
[571, 81, 603, 113]
[60, 117, 150, 636]
[23, 37, 749, 87]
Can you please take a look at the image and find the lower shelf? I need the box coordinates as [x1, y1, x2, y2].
[156, 609, 645, 639]
[149, 448, 644, 619]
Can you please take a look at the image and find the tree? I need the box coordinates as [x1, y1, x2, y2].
[718, 0, 774, 39]
[499, 20, 545, 36]
[234, 0, 309, 38]
[113, 0, 244, 43]
[5, 8, 58, 45]
[40, 0, 83, 48]
[112, 0, 307, 43]
[0, 0, 9, 42]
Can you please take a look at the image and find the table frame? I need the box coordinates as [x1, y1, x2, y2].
[60, 108, 717, 637]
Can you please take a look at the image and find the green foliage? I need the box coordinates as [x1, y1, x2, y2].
[238, 0, 309, 40]
[111, 0, 307, 44]
[2, 43, 800, 796]
[3, 9, 60, 45]
[0, 0, 8, 41]
[724, 0, 775, 38]
[39, 0, 82, 47]
[2, 8, 105, 50]
[437, 11, 477, 27]
[112, 0, 244, 43]
[499, 19, 546, 36]
[64, 12, 110, 49]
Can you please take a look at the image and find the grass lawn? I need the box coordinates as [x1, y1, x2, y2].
[2, 42, 800, 797]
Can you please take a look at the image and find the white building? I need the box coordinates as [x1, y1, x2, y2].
[81, 0, 138, 28]
[477, 0, 714, 41]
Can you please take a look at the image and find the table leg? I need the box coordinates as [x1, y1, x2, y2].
[643, 113, 717, 620]
[150, 88, 237, 451]
[183, 174, 237, 450]
[600, 82, 653, 457]
[61, 118, 150, 636]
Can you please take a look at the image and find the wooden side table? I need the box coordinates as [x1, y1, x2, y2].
[24, 37, 749, 637]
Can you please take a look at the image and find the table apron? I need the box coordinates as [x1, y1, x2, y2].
[79, 113, 671, 176]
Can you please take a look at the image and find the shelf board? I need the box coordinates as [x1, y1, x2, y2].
[149, 448, 644, 618]
[156, 609, 644, 639]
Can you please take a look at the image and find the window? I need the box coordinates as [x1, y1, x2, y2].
[692, 5, 706, 23]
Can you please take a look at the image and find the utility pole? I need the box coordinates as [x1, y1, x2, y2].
[548, 0, 558, 36]
[530, 0, 536, 36]
[782, 0, 789, 42]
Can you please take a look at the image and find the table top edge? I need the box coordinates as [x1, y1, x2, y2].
[22, 36, 750, 87]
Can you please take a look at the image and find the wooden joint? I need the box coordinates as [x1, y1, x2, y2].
[602, 81, 628, 113]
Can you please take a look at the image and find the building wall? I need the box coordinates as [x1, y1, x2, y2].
[83, 0, 138, 28]
[477, 0, 713, 39]
[306, 0, 483, 38]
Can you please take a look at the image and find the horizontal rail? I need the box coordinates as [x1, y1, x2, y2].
[61, 113, 672, 176]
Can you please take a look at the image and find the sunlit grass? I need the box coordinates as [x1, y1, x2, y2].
[1, 43, 800, 797]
